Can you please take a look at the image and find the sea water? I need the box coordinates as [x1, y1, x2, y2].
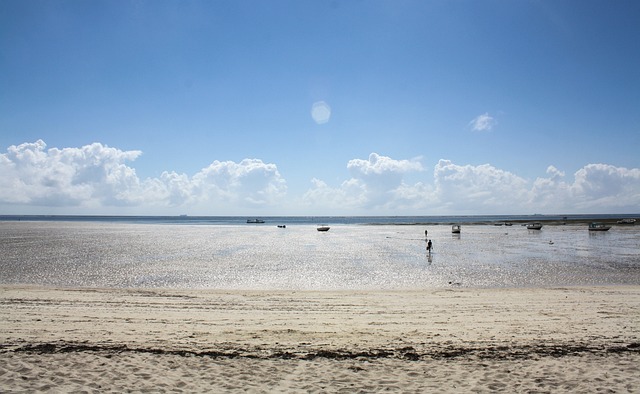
[1, 220, 639, 290]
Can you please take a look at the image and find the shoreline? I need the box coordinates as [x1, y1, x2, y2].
[1, 214, 637, 227]
[2, 285, 639, 392]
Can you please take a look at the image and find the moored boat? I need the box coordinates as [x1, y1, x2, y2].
[317, 225, 330, 232]
[588, 222, 611, 231]
[247, 219, 265, 224]
[451, 224, 461, 234]
[617, 218, 636, 225]
[526, 222, 543, 230]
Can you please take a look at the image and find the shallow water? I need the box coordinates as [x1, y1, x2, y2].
[1, 222, 639, 289]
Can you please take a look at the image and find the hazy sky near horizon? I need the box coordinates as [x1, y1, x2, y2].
[1, 0, 639, 216]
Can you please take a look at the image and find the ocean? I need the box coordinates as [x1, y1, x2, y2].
[1, 215, 639, 290]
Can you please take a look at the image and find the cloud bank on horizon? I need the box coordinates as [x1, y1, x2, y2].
[1, 140, 638, 216]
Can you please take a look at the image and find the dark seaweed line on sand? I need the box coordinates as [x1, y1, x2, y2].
[2, 342, 639, 361]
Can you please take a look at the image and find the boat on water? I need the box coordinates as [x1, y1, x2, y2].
[246, 219, 265, 224]
[317, 225, 330, 232]
[588, 222, 611, 231]
[526, 222, 543, 230]
[617, 218, 636, 225]
[451, 224, 461, 234]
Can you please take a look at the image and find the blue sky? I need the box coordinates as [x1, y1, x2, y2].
[1, 0, 639, 215]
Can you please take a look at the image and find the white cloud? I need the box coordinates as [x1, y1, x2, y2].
[303, 153, 427, 213]
[545, 165, 565, 179]
[469, 112, 496, 131]
[433, 160, 530, 213]
[0, 140, 286, 213]
[0, 140, 143, 207]
[570, 163, 640, 210]
[304, 156, 640, 215]
[2, 141, 639, 215]
[530, 166, 571, 210]
[347, 153, 423, 176]
[192, 159, 287, 206]
[530, 163, 640, 212]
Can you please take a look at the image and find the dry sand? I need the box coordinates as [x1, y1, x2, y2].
[1, 285, 639, 393]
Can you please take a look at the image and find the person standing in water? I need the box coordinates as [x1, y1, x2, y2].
[426, 239, 433, 253]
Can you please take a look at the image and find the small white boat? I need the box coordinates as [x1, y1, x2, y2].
[588, 222, 611, 231]
[247, 219, 265, 224]
[617, 218, 636, 225]
[451, 224, 461, 234]
[317, 225, 330, 232]
[527, 222, 543, 230]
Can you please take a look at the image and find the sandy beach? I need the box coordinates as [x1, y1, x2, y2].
[1, 286, 639, 392]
